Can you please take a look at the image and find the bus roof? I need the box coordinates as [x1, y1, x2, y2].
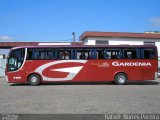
[11, 45, 157, 50]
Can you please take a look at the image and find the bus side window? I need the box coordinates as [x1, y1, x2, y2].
[76, 49, 90, 60]
[106, 51, 111, 59]
[85, 49, 91, 59]
[55, 49, 71, 60]
[64, 50, 71, 60]
[79, 53, 86, 59]
[142, 48, 155, 59]
[46, 49, 54, 60]
[106, 49, 122, 59]
[54, 50, 58, 59]
[27, 48, 39, 60]
[27, 49, 34, 60]
[59, 50, 64, 60]
[124, 50, 132, 59]
[123, 49, 139, 59]
[77, 50, 82, 59]
[36, 49, 45, 60]
[96, 49, 103, 59]
[91, 49, 97, 59]
[71, 50, 77, 59]
[55, 50, 65, 60]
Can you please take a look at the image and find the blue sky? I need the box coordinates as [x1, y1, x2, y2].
[0, 0, 160, 42]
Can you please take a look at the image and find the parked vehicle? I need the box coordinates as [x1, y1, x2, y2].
[5, 45, 158, 85]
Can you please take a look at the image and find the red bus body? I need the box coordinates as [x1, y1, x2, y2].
[5, 45, 158, 84]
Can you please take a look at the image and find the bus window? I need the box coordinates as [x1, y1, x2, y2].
[85, 49, 91, 59]
[27, 48, 47, 60]
[71, 49, 77, 59]
[37, 49, 45, 59]
[77, 50, 86, 59]
[54, 50, 60, 59]
[142, 48, 155, 59]
[46, 49, 54, 60]
[104, 49, 109, 59]
[54, 49, 71, 60]
[123, 49, 140, 59]
[27, 49, 34, 60]
[96, 49, 104, 59]
[77, 49, 90, 59]
[106, 49, 122, 59]
[59, 50, 64, 59]
[64, 50, 71, 60]
[77, 50, 83, 59]
[53, 49, 63, 59]
[90, 49, 97, 59]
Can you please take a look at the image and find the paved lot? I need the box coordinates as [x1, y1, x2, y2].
[0, 77, 160, 114]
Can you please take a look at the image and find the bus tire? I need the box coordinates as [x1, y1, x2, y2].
[28, 74, 41, 86]
[114, 73, 127, 85]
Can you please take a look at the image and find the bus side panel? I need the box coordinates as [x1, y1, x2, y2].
[140, 59, 158, 80]
[8, 59, 157, 83]
[72, 60, 144, 82]
[25, 60, 114, 82]
[6, 68, 26, 83]
[73, 60, 114, 82]
[110, 60, 141, 81]
[25, 60, 49, 81]
[6, 60, 48, 83]
[110, 59, 157, 81]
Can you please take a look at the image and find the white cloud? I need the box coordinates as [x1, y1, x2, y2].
[0, 36, 13, 40]
[150, 17, 160, 27]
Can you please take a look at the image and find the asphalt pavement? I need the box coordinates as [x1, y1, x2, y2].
[0, 77, 160, 114]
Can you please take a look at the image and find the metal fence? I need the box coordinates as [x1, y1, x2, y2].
[0, 58, 6, 77]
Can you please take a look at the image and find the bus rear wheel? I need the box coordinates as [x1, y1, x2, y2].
[28, 74, 41, 86]
[114, 73, 127, 85]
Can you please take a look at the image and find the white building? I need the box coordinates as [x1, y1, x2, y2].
[80, 31, 160, 57]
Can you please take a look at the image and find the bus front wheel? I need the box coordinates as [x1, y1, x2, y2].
[28, 74, 41, 86]
[114, 73, 127, 85]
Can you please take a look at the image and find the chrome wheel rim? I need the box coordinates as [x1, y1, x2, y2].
[118, 75, 125, 83]
[31, 77, 37, 83]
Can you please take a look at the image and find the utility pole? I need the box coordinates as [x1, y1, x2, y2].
[72, 32, 75, 43]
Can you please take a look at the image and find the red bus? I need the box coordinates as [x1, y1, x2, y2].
[5, 45, 158, 85]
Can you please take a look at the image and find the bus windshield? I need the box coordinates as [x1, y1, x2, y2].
[7, 48, 25, 71]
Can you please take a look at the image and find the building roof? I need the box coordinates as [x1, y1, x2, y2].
[79, 31, 160, 41]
